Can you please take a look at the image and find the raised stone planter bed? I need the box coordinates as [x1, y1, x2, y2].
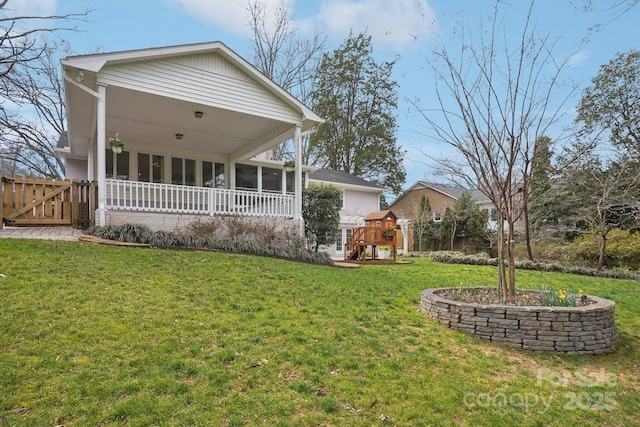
[421, 287, 617, 355]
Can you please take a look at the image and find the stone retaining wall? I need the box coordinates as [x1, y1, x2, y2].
[421, 287, 617, 355]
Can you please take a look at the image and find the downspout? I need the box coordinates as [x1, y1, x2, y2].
[63, 71, 107, 226]
[96, 84, 107, 226]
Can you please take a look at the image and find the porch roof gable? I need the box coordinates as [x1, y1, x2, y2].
[60, 41, 323, 162]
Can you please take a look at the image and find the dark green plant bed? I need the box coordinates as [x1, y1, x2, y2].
[85, 224, 334, 266]
[427, 251, 640, 280]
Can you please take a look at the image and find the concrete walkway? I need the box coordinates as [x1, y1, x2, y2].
[0, 226, 81, 241]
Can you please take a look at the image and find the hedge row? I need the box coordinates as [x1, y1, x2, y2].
[85, 224, 334, 266]
[428, 251, 640, 280]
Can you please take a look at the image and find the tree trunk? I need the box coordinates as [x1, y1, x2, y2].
[450, 221, 456, 250]
[497, 215, 508, 300]
[507, 220, 517, 301]
[597, 234, 606, 270]
[523, 198, 534, 261]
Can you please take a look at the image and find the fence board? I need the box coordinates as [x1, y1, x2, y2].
[1, 177, 94, 228]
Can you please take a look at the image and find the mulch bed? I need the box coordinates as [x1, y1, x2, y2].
[340, 259, 414, 265]
[434, 287, 594, 307]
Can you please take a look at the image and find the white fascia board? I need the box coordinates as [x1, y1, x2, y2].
[61, 41, 324, 127]
[61, 42, 227, 72]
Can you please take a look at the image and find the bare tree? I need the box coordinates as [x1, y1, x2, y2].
[0, 42, 68, 178]
[575, 0, 639, 28]
[1, 0, 89, 82]
[246, 0, 326, 162]
[0, 0, 90, 178]
[414, 0, 577, 300]
[410, 194, 434, 252]
[554, 153, 640, 269]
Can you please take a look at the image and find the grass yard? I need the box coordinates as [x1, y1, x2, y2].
[0, 239, 638, 426]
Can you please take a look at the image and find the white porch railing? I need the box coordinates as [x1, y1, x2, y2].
[105, 179, 294, 217]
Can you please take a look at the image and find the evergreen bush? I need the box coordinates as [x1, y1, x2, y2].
[85, 224, 333, 266]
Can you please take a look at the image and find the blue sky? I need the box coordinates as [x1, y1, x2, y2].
[12, 0, 640, 189]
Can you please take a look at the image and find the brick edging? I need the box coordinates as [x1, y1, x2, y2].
[421, 287, 617, 355]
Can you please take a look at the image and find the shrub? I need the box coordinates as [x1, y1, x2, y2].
[520, 240, 591, 268]
[85, 224, 333, 266]
[428, 251, 640, 280]
[220, 215, 255, 242]
[187, 216, 304, 248]
[569, 229, 640, 270]
[185, 217, 221, 237]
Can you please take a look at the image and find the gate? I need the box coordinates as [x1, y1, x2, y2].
[1, 177, 96, 229]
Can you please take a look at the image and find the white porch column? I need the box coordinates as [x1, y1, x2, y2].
[87, 140, 94, 181]
[230, 162, 236, 188]
[257, 165, 263, 191]
[294, 124, 302, 220]
[229, 161, 236, 211]
[96, 83, 107, 226]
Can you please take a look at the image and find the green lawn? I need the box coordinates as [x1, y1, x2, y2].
[0, 239, 638, 426]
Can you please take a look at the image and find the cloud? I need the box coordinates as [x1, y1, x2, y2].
[5, 0, 57, 15]
[315, 0, 437, 51]
[169, 0, 251, 36]
[567, 51, 590, 67]
[172, 0, 437, 52]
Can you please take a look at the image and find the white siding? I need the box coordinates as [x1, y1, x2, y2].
[343, 190, 379, 216]
[98, 54, 300, 124]
[65, 158, 88, 181]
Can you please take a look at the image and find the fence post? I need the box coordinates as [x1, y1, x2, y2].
[0, 177, 4, 228]
[91, 181, 97, 226]
[71, 181, 79, 229]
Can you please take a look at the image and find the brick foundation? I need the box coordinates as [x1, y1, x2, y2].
[421, 287, 617, 355]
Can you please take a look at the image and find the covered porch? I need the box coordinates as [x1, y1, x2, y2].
[57, 41, 323, 228]
[105, 178, 294, 217]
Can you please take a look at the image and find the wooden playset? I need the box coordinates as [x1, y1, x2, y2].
[344, 210, 398, 261]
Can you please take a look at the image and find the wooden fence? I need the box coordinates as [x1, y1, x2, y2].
[1, 177, 96, 229]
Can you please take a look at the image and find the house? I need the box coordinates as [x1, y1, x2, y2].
[56, 41, 323, 232]
[308, 169, 410, 259]
[390, 181, 493, 222]
[389, 181, 496, 250]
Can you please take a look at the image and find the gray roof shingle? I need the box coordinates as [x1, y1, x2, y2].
[309, 169, 384, 190]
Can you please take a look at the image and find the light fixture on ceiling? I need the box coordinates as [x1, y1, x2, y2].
[175, 133, 184, 140]
[194, 111, 204, 119]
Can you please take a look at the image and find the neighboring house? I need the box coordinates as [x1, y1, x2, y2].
[389, 181, 497, 250]
[308, 169, 410, 259]
[56, 41, 323, 231]
[390, 181, 494, 222]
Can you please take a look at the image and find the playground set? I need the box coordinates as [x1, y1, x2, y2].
[344, 210, 398, 262]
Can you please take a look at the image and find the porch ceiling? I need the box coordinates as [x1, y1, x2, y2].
[65, 83, 294, 161]
[106, 87, 293, 154]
